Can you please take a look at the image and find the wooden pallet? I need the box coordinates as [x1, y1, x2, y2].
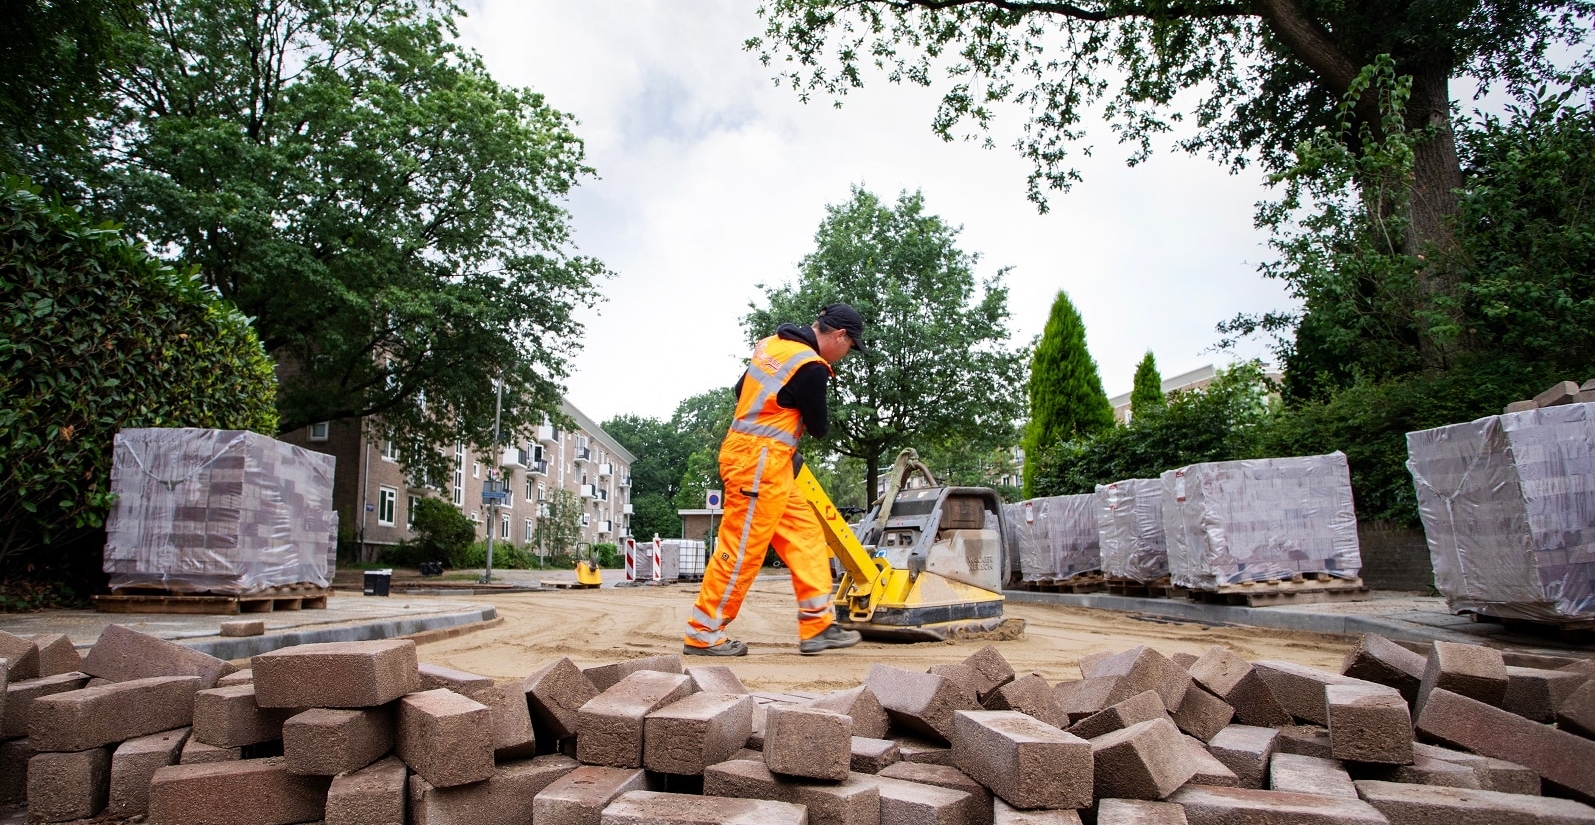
[94, 585, 333, 615]
[1105, 576, 1182, 599]
[1186, 575, 1369, 607]
[1030, 573, 1107, 594]
[539, 580, 600, 590]
[1469, 612, 1595, 644]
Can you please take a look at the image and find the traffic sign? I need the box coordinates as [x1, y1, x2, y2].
[706, 489, 723, 510]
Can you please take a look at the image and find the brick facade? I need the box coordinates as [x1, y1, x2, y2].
[280, 399, 635, 558]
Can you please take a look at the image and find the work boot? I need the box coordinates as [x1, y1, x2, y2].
[684, 639, 748, 657]
[798, 625, 861, 655]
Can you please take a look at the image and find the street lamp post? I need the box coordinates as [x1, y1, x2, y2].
[481, 375, 505, 584]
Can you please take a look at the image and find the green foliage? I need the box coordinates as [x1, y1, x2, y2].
[1130, 352, 1164, 419]
[0, 176, 278, 575]
[404, 497, 475, 567]
[1021, 290, 1114, 496]
[75, 0, 607, 484]
[745, 186, 1028, 502]
[533, 488, 583, 560]
[1031, 363, 1274, 497]
[591, 542, 620, 568]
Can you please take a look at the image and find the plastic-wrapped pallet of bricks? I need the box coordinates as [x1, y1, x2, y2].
[669, 540, 707, 581]
[1160, 451, 1361, 591]
[1406, 403, 1595, 622]
[1003, 495, 1101, 582]
[103, 428, 337, 594]
[1095, 479, 1168, 582]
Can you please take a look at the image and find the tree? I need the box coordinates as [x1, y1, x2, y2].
[79, 0, 607, 483]
[533, 488, 583, 561]
[750, 0, 1593, 340]
[601, 413, 693, 541]
[1021, 290, 1114, 496]
[745, 186, 1028, 501]
[406, 497, 475, 568]
[1130, 352, 1165, 420]
[668, 388, 736, 513]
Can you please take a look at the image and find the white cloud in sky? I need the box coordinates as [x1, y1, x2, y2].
[456, 1, 1296, 424]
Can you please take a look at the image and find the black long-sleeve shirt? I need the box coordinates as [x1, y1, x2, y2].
[731, 323, 831, 438]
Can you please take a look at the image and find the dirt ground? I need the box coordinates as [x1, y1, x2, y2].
[414, 574, 1354, 691]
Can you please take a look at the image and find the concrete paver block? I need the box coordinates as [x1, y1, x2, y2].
[983, 673, 1068, 729]
[417, 663, 495, 694]
[1251, 660, 1369, 726]
[1053, 676, 1123, 724]
[1340, 634, 1426, 704]
[892, 735, 955, 766]
[869, 773, 976, 825]
[1086, 647, 1192, 712]
[1206, 724, 1278, 790]
[526, 656, 599, 741]
[1171, 683, 1234, 743]
[1167, 784, 1389, 824]
[409, 753, 578, 825]
[28, 634, 82, 678]
[1095, 798, 1187, 824]
[216, 669, 253, 687]
[1359, 752, 1481, 788]
[866, 664, 978, 743]
[928, 663, 983, 706]
[687, 665, 749, 695]
[107, 727, 190, 817]
[1067, 690, 1166, 740]
[282, 706, 395, 775]
[1412, 742, 1540, 795]
[1171, 652, 1200, 669]
[1536, 380, 1582, 407]
[1504, 665, 1587, 723]
[995, 797, 1083, 823]
[326, 754, 406, 825]
[218, 620, 266, 638]
[765, 704, 853, 781]
[252, 639, 420, 709]
[1418, 687, 1595, 801]
[881, 760, 992, 825]
[474, 683, 538, 760]
[963, 645, 1017, 703]
[1354, 779, 1595, 824]
[0, 738, 32, 805]
[705, 758, 880, 825]
[1090, 717, 1197, 801]
[1178, 734, 1240, 788]
[953, 709, 1093, 810]
[533, 765, 651, 825]
[178, 738, 239, 764]
[601, 789, 808, 825]
[398, 687, 494, 788]
[584, 654, 684, 693]
[850, 736, 901, 774]
[82, 624, 233, 688]
[0, 631, 40, 680]
[1417, 640, 1509, 713]
[193, 683, 294, 748]
[644, 692, 754, 776]
[1325, 683, 1412, 765]
[28, 747, 110, 822]
[147, 757, 331, 825]
[2, 671, 90, 738]
[1558, 679, 1595, 738]
[807, 686, 891, 740]
[1078, 650, 1118, 676]
[1268, 753, 1355, 799]
[578, 670, 695, 769]
[30, 675, 201, 752]
[1273, 724, 1333, 759]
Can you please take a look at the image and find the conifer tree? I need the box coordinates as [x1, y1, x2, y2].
[1130, 351, 1165, 420]
[1021, 290, 1114, 496]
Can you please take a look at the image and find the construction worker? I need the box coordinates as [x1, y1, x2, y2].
[683, 303, 867, 656]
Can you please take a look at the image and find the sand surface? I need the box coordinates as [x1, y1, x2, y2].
[415, 574, 1354, 690]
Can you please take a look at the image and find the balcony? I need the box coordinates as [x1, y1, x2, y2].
[598, 462, 613, 478]
[597, 520, 612, 535]
[619, 475, 632, 488]
[597, 488, 608, 502]
[527, 459, 548, 476]
[623, 503, 634, 515]
[536, 424, 559, 444]
[574, 447, 592, 465]
[500, 447, 527, 468]
[579, 484, 596, 500]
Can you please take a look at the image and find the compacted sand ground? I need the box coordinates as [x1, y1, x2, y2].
[414, 574, 1353, 690]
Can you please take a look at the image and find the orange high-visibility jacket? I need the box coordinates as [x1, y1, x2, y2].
[726, 335, 833, 451]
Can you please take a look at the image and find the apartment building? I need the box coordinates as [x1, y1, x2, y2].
[281, 398, 636, 559]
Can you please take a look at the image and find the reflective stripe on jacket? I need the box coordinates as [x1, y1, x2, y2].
[726, 335, 832, 449]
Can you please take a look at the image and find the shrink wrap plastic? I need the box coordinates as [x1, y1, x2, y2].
[637, 539, 684, 581]
[1095, 479, 1168, 582]
[1406, 403, 1595, 621]
[1161, 452, 1361, 590]
[103, 428, 337, 594]
[1000, 493, 1101, 582]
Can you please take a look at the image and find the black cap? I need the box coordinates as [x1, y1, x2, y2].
[818, 303, 867, 352]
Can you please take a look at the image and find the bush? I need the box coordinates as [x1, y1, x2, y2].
[591, 542, 619, 568]
[405, 498, 475, 568]
[0, 176, 278, 583]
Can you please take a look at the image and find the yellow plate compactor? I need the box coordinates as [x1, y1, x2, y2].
[796, 449, 1025, 642]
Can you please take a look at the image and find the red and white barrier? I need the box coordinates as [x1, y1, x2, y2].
[624, 538, 636, 582]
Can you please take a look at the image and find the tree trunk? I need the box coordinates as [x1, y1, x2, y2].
[1404, 67, 1467, 364]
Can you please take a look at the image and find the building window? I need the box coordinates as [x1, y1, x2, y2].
[524, 519, 533, 542]
[381, 439, 399, 461]
[473, 462, 481, 479]
[308, 422, 330, 441]
[377, 487, 396, 526]
[537, 482, 546, 502]
[407, 496, 418, 529]
[500, 514, 511, 539]
[453, 443, 465, 506]
[526, 477, 534, 500]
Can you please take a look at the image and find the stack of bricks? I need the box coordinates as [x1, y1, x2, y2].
[1002, 494, 1103, 583]
[6, 628, 1595, 825]
[1094, 478, 1169, 583]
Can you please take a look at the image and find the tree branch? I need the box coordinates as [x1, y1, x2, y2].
[871, 0, 1251, 22]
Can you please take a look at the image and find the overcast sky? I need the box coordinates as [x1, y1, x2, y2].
[456, 1, 1295, 424]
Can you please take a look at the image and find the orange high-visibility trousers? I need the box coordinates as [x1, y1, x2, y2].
[683, 433, 836, 648]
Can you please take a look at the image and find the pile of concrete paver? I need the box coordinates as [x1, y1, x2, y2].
[3, 625, 1595, 825]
